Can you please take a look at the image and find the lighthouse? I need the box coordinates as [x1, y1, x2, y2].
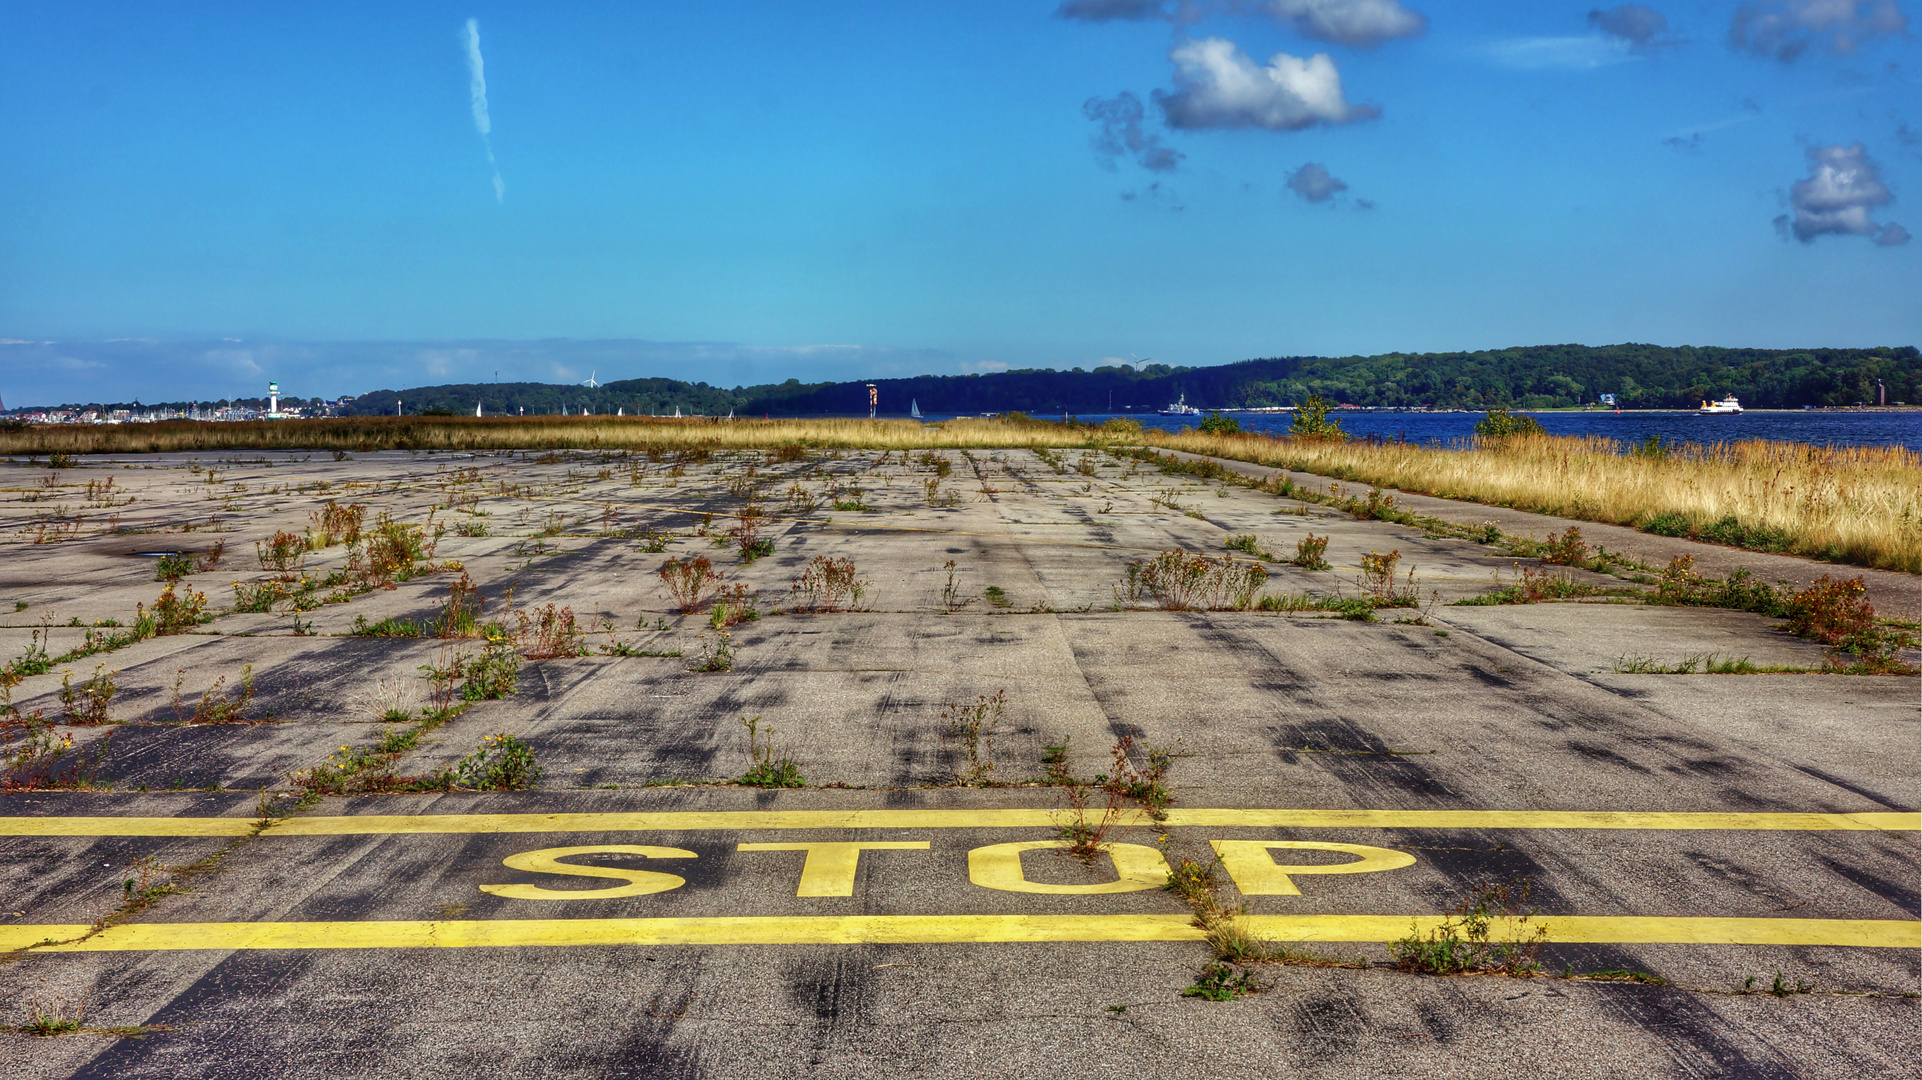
[267, 382, 282, 419]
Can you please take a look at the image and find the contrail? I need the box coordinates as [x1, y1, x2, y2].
[460, 18, 504, 202]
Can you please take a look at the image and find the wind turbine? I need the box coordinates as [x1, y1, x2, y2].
[582, 370, 600, 389]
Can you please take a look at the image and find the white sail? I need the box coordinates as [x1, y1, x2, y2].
[673, 406, 682, 418]
[617, 407, 623, 416]
[910, 399, 922, 419]
[475, 401, 482, 417]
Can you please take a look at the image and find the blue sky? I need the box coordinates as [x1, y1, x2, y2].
[1, 1, 1917, 405]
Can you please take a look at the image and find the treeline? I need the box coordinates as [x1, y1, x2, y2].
[337, 344, 1919, 418]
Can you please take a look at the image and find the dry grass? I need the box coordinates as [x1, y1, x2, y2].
[1155, 431, 1922, 574]
[5, 416, 1914, 572]
[0, 415, 1104, 456]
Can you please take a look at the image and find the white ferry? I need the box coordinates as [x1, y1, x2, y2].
[1159, 393, 1202, 416]
[1698, 396, 1743, 415]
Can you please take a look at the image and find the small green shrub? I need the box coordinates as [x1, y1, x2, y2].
[1225, 535, 1273, 561]
[1475, 409, 1546, 439]
[1292, 534, 1330, 570]
[154, 553, 194, 583]
[1289, 394, 1344, 440]
[1198, 412, 1240, 435]
[59, 664, 117, 725]
[1181, 964, 1262, 1000]
[461, 642, 520, 700]
[352, 615, 423, 638]
[1642, 512, 1692, 537]
[1538, 527, 1588, 565]
[1390, 880, 1548, 976]
[151, 585, 209, 635]
[454, 733, 541, 790]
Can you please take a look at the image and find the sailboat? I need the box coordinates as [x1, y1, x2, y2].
[475, 401, 482, 417]
[726, 409, 734, 419]
[910, 399, 922, 419]
[617, 407, 623, 416]
[673, 406, 682, 418]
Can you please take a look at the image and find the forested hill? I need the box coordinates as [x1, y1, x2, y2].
[341, 344, 1919, 418]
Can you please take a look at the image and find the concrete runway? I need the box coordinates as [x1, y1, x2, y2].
[0, 446, 1915, 1078]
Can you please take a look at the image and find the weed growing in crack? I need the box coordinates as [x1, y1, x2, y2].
[154, 553, 194, 583]
[1615, 653, 1762, 675]
[740, 715, 804, 787]
[1040, 736, 1072, 784]
[708, 584, 761, 629]
[20, 994, 88, 1036]
[659, 554, 723, 614]
[728, 506, 776, 563]
[1181, 964, 1264, 1000]
[1120, 551, 1267, 611]
[460, 642, 520, 700]
[516, 604, 588, 660]
[169, 666, 260, 725]
[436, 572, 484, 638]
[1163, 857, 1368, 971]
[689, 631, 736, 672]
[793, 555, 867, 612]
[940, 560, 979, 613]
[1785, 574, 1914, 672]
[1358, 550, 1420, 606]
[1389, 879, 1549, 976]
[149, 584, 210, 635]
[254, 530, 307, 577]
[1290, 533, 1331, 569]
[1538, 527, 1589, 565]
[2, 688, 111, 790]
[349, 677, 424, 722]
[1455, 564, 1611, 606]
[1054, 735, 1179, 860]
[1224, 535, 1274, 561]
[58, 664, 117, 725]
[452, 733, 541, 791]
[942, 690, 1004, 786]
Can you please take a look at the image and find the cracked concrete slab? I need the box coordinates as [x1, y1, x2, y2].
[0, 447, 1915, 1078]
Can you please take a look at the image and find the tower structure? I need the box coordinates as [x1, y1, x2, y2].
[267, 382, 281, 419]
[866, 383, 878, 420]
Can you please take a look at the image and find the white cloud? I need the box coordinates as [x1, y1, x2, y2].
[1284, 162, 1348, 202]
[1730, 0, 1908, 62]
[1084, 92, 1184, 172]
[1155, 38, 1377, 131]
[1055, 0, 1180, 19]
[1260, 0, 1426, 47]
[1775, 142, 1909, 245]
[459, 19, 505, 202]
[1484, 35, 1636, 70]
[1588, 5, 1674, 49]
[461, 19, 491, 136]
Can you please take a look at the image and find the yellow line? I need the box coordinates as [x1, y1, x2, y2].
[4, 915, 1913, 952]
[0, 816, 260, 837]
[1, 809, 1915, 837]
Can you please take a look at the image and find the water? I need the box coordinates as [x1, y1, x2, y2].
[941, 410, 1922, 453]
